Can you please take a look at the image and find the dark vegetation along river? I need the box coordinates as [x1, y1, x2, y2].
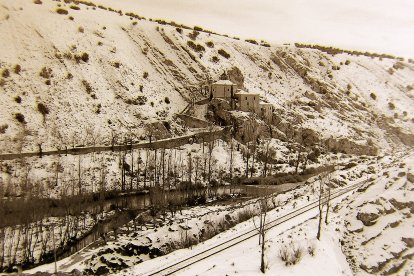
[0, 181, 302, 273]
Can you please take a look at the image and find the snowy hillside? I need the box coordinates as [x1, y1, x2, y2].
[0, 0, 413, 155]
[1, 0, 414, 275]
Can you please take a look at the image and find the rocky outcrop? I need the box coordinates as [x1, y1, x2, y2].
[325, 137, 378, 156]
[357, 212, 379, 226]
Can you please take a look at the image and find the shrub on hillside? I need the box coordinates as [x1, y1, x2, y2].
[82, 79, 93, 94]
[164, 97, 170, 104]
[187, 41, 205, 52]
[188, 30, 199, 40]
[370, 93, 377, 100]
[70, 5, 80, 10]
[78, 26, 84, 33]
[37, 102, 49, 116]
[176, 27, 182, 34]
[388, 102, 396, 110]
[143, 72, 148, 79]
[39, 67, 52, 79]
[2, 69, 10, 78]
[33, 0, 42, 4]
[206, 41, 214, 48]
[56, 8, 69, 15]
[14, 96, 22, 103]
[193, 26, 203, 31]
[245, 39, 258, 45]
[218, 49, 230, 59]
[211, 56, 219, 63]
[0, 124, 8, 134]
[14, 113, 26, 124]
[345, 60, 350, 65]
[74, 52, 89, 63]
[14, 64, 21, 74]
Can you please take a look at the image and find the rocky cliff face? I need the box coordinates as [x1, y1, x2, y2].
[0, 0, 413, 154]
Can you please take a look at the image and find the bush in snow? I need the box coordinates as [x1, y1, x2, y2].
[388, 102, 396, 110]
[211, 56, 219, 63]
[143, 71, 149, 79]
[82, 79, 93, 94]
[14, 96, 22, 103]
[164, 97, 170, 104]
[33, 0, 42, 4]
[70, 5, 80, 10]
[307, 243, 316, 256]
[279, 245, 290, 265]
[206, 41, 214, 48]
[370, 93, 377, 100]
[0, 124, 8, 134]
[56, 8, 69, 15]
[78, 26, 84, 33]
[2, 68, 10, 78]
[37, 102, 49, 116]
[237, 207, 255, 222]
[187, 41, 205, 52]
[291, 243, 303, 264]
[14, 64, 21, 74]
[279, 242, 303, 266]
[218, 49, 230, 59]
[188, 30, 199, 40]
[245, 39, 258, 45]
[14, 113, 26, 124]
[74, 52, 89, 63]
[39, 67, 52, 79]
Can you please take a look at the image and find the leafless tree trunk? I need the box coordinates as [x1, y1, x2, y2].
[325, 187, 331, 225]
[316, 174, 326, 240]
[253, 194, 270, 273]
[229, 140, 234, 193]
[78, 156, 82, 195]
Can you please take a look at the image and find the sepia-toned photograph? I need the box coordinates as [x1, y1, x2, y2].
[0, 0, 413, 275]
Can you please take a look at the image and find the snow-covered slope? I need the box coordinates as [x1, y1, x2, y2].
[0, 0, 413, 154]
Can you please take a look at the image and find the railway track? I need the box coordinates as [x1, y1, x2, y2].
[145, 178, 370, 275]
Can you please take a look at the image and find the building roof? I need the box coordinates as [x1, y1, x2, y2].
[235, 90, 260, 96]
[213, 80, 236, 85]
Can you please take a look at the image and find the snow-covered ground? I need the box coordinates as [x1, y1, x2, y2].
[113, 150, 413, 276]
[91, 0, 414, 57]
[1, 0, 413, 155]
[1, 0, 414, 274]
[22, 152, 397, 275]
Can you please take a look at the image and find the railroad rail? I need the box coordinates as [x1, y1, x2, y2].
[145, 178, 369, 275]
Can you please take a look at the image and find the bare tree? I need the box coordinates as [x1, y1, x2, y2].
[316, 172, 332, 240]
[253, 193, 271, 273]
